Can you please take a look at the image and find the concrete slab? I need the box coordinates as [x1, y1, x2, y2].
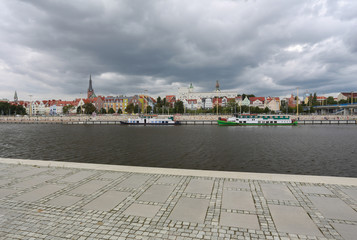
[0, 189, 17, 198]
[83, 191, 130, 211]
[261, 184, 296, 201]
[269, 204, 323, 236]
[49, 169, 73, 175]
[61, 171, 94, 183]
[222, 190, 255, 211]
[332, 223, 357, 240]
[185, 179, 214, 195]
[0, 179, 11, 186]
[118, 174, 150, 188]
[70, 180, 110, 195]
[100, 172, 124, 179]
[138, 185, 175, 203]
[123, 203, 161, 218]
[309, 196, 357, 221]
[168, 197, 210, 223]
[156, 176, 181, 184]
[14, 184, 65, 202]
[12, 168, 49, 178]
[220, 212, 259, 229]
[341, 188, 357, 201]
[12, 175, 55, 189]
[224, 181, 250, 189]
[299, 186, 332, 195]
[47, 195, 82, 207]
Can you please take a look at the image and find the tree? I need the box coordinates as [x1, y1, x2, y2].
[312, 93, 318, 106]
[326, 96, 336, 105]
[125, 103, 134, 114]
[108, 108, 115, 114]
[117, 108, 123, 114]
[174, 100, 184, 114]
[63, 105, 74, 114]
[134, 105, 139, 113]
[100, 108, 107, 114]
[146, 105, 152, 113]
[83, 103, 96, 114]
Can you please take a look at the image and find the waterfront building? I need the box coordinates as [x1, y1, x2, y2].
[104, 96, 128, 113]
[177, 82, 237, 109]
[250, 97, 265, 108]
[240, 97, 250, 106]
[265, 97, 280, 112]
[165, 95, 176, 108]
[337, 92, 357, 102]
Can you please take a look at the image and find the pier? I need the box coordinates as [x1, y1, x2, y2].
[0, 158, 356, 239]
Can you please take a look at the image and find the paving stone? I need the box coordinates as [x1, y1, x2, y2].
[0, 179, 11, 186]
[83, 191, 130, 211]
[70, 180, 110, 195]
[299, 186, 332, 195]
[341, 188, 357, 201]
[47, 195, 82, 207]
[222, 190, 255, 211]
[268, 204, 323, 236]
[123, 203, 161, 218]
[0, 189, 17, 198]
[13, 175, 56, 189]
[61, 171, 94, 182]
[139, 185, 175, 203]
[308, 196, 357, 221]
[331, 223, 357, 240]
[168, 197, 210, 223]
[185, 179, 214, 195]
[14, 184, 65, 202]
[224, 181, 250, 189]
[156, 176, 181, 184]
[261, 184, 296, 201]
[100, 172, 124, 179]
[118, 174, 150, 188]
[220, 212, 259, 230]
[50, 169, 73, 175]
[12, 168, 49, 178]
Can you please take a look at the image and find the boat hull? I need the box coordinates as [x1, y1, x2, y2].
[217, 120, 239, 126]
[120, 121, 180, 125]
[217, 120, 298, 126]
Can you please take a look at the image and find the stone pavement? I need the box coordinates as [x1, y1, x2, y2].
[0, 159, 357, 240]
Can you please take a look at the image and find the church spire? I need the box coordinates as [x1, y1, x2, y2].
[14, 91, 18, 103]
[215, 80, 220, 92]
[88, 74, 93, 92]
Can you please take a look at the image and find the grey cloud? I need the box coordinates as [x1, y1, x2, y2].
[0, 0, 357, 100]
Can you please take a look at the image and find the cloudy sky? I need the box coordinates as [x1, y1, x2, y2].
[1, 0, 357, 101]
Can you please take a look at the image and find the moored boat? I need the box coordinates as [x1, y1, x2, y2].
[120, 115, 180, 125]
[218, 114, 297, 126]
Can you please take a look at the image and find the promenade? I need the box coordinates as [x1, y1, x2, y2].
[0, 158, 357, 240]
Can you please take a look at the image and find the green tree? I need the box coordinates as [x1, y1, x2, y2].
[134, 105, 139, 113]
[326, 96, 336, 105]
[82, 103, 96, 114]
[100, 108, 107, 114]
[174, 100, 184, 114]
[125, 103, 134, 114]
[146, 105, 152, 113]
[312, 93, 318, 106]
[108, 108, 115, 114]
[63, 105, 74, 114]
[117, 108, 123, 114]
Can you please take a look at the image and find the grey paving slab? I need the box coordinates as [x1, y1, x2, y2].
[224, 180, 250, 189]
[100, 172, 124, 179]
[261, 183, 296, 201]
[156, 176, 181, 184]
[184, 179, 214, 195]
[12, 175, 56, 189]
[47, 195, 82, 207]
[341, 188, 357, 201]
[220, 212, 260, 229]
[83, 191, 130, 211]
[138, 185, 175, 203]
[299, 186, 333, 195]
[332, 223, 357, 240]
[49, 169, 73, 175]
[70, 180, 110, 195]
[0, 189, 17, 198]
[0, 179, 11, 186]
[123, 203, 161, 218]
[118, 174, 150, 188]
[309, 196, 357, 221]
[222, 190, 255, 211]
[269, 204, 323, 236]
[14, 184, 65, 202]
[61, 171, 94, 183]
[168, 197, 210, 223]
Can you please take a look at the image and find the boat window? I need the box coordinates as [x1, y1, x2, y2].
[166, 121, 168, 123]
[274, 121, 277, 123]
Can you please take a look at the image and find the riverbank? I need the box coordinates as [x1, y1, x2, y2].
[1, 158, 357, 239]
[0, 114, 356, 124]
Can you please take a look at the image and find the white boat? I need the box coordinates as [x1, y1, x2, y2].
[218, 114, 298, 126]
[120, 115, 180, 125]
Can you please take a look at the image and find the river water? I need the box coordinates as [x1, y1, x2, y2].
[0, 124, 356, 177]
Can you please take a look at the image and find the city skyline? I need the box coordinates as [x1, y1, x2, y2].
[1, 1, 357, 100]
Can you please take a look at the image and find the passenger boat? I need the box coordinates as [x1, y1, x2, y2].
[120, 115, 180, 125]
[217, 114, 298, 126]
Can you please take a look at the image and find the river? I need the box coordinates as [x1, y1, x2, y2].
[0, 124, 356, 177]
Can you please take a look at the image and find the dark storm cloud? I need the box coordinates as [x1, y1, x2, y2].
[0, 0, 357, 100]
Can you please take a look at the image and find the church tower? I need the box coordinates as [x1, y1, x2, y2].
[215, 80, 220, 92]
[14, 91, 18, 103]
[87, 75, 96, 99]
